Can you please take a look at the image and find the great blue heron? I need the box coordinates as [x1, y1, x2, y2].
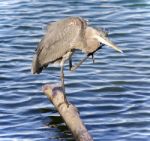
[31, 17, 122, 91]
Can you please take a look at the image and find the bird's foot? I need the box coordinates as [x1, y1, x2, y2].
[91, 54, 95, 63]
[64, 95, 70, 108]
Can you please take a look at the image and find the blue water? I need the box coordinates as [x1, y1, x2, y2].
[0, 0, 150, 141]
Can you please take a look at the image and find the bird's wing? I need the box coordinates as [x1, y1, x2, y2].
[35, 17, 87, 67]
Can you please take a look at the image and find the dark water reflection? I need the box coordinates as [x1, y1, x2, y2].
[0, 0, 150, 140]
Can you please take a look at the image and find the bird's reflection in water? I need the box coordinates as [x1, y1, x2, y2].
[40, 107, 74, 141]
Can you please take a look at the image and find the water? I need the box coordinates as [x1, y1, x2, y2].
[0, 0, 150, 140]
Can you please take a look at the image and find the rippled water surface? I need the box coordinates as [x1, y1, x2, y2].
[0, 0, 150, 141]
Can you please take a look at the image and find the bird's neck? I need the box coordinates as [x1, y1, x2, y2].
[85, 38, 100, 54]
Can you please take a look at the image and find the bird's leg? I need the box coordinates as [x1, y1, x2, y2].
[60, 62, 65, 92]
[69, 58, 72, 71]
[90, 45, 104, 64]
[60, 60, 70, 107]
[60, 51, 73, 107]
[70, 45, 103, 71]
[60, 51, 73, 91]
[70, 55, 89, 71]
[91, 54, 95, 63]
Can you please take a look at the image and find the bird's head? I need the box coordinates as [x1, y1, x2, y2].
[85, 27, 123, 53]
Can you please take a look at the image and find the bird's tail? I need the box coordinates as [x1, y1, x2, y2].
[31, 55, 43, 74]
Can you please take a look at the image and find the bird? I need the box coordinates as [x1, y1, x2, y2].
[31, 17, 122, 92]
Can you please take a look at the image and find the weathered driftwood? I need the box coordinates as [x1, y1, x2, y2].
[42, 84, 93, 141]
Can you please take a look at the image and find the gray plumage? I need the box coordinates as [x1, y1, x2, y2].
[32, 17, 87, 74]
[31, 17, 122, 90]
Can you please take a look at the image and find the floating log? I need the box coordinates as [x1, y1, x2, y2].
[42, 84, 93, 141]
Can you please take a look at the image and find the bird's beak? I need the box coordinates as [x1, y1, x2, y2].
[95, 35, 123, 53]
